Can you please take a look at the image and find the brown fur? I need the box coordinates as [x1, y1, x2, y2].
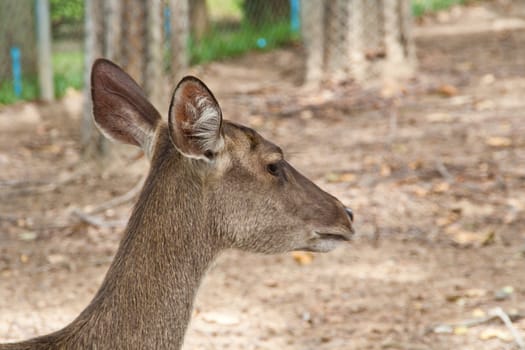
[1, 59, 353, 349]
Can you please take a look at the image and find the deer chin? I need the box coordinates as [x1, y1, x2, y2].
[301, 240, 346, 253]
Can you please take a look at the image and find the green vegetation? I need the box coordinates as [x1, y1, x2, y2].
[207, 0, 242, 21]
[49, 0, 83, 26]
[0, 77, 39, 105]
[190, 19, 297, 64]
[412, 0, 468, 17]
[52, 50, 84, 97]
[0, 49, 83, 105]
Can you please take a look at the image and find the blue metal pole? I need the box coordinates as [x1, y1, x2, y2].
[10, 47, 23, 98]
[290, 0, 300, 32]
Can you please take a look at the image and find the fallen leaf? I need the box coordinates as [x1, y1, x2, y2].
[264, 280, 279, 288]
[380, 164, 392, 177]
[408, 160, 423, 170]
[485, 136, 512, 147]
[445, 294, 462, 302]
[412, 186, 429, 197]
[481, 230, 496, 246]
[465, 289, 487, 298]
[292, 251, 314, 265]
[494, 286, 514, 300]
[433, 325, 453, 334]
[20, 254, 29, 263]
[201, 311, 240, 326]
[47, 254, 68, 265]
[445, 225, 483, 245]
[18, 231, 37, 241]
[453, 326, 468, 335]
[479, 328, 512, 342]
[433, 182, 450, 193]
[472, 308, 486, 318]
[438, 84, 458, 97]
[481, 74, 496, 85]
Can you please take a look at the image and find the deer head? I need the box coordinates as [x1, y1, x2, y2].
[91, 59, 354, 255]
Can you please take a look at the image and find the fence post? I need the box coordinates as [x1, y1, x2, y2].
[169, 0, 189, 82]
[301, 0, 324, 85]
[145, 0, 164, 109]
[35, 0, 54, 101]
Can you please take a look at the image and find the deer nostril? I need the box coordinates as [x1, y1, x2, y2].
[345, 207, 354, 222]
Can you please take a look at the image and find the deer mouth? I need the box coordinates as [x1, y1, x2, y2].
[315, 232, 352, 242]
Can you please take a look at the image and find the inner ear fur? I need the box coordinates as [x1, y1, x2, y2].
[91, 59, 161, 152]
[168, 76, 223, 160]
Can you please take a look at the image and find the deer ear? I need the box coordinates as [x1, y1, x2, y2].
[91, 59, 161, 156]
[168, 76, 223, 161]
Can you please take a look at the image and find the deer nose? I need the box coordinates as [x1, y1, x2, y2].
[345, 207, 354, 222]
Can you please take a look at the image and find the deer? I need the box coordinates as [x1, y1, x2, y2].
[1, 59, 354, 349]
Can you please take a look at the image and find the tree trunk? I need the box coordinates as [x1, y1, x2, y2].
[82, 0, 107, 155]
[189, 0, 209, 41]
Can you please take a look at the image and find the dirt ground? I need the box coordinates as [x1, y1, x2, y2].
[1, 2, 525, 349]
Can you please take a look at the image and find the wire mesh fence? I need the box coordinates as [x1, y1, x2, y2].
[0, 0, 416, 107]
[301, 0, 416, 85]
[187, 0, 299, 65]
[0, 0, 39, 104]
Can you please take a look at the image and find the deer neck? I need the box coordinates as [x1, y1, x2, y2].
[68, 146, 220, 348]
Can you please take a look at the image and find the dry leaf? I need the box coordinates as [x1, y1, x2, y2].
[18, 231, 37, 241]
[453, 326, 468, 335]
[433, 182, 450, 193]
[479, 328, 512, 342]
[47, 254, 68, 265]
[436, 212, 459, 227]
[292, 251, 314, 265]
[408, 160, 423, 170]
[412, 186, 429, 197]
[20, 254, 29, 263]
[472, 308, 486, 318]
[485, 136, 512, 147]
[494, 286, 514, 300]
[201, 311, 241, 326]
[438, 84, 458, 97]
[453, 231, 482, 246]
[481, 230, 496, 246]
[465, 289, 487, 298]
[380, 164, 392, 177]
[433, 325, 453, 334]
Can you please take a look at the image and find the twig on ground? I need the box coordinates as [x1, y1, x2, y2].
[0, 167, 87, 197]
[68, 175, 145, 229]
[435, 160, 453, 182]
[83, 175, 146, 214]
[432, 308, 525, 348]
[489, 307, 525, 350]
[71, 209, 127, 228]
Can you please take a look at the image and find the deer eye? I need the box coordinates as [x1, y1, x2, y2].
[266, 162, 280, 176]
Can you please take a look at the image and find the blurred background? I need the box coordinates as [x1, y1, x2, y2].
[1, 1, 524, 349]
